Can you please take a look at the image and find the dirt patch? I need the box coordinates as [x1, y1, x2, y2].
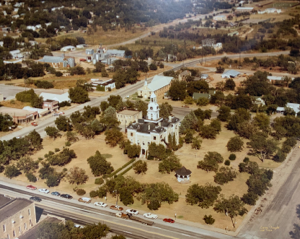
[1, 100, 30, 109]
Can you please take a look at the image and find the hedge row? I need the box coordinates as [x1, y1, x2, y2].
[118, 161, 139, 177]
[105, 158, 136, 178]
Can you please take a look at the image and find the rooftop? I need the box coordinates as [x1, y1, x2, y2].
[39, 56, 65, 63]
[0, 197, 33, 222]
[147, 75, 173, 92]
[175, 166, 192, 176]
[118, 110, 141, 116]
[0, 106, 37, 117]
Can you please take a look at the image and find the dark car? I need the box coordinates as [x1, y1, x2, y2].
[60, 194, 73, 199]
[30, 196, 42, 202]
[51, 191, 60, 196]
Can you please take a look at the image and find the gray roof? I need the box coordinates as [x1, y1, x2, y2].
[0, 197, 33, 222]
[0, 194, 12, 208]
[39, 56, 64, 63]
[222, 70, 240, 78]
[175, 166, 191, 176]
[147, 75, 173, 92]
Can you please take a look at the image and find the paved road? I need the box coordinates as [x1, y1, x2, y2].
[0, 182, 233, 239]
[238, 147, 300, 239]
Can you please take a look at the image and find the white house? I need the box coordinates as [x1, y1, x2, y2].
[222, 70, 240, 78]
[26, 26, 36, 31]
[76, 44, 87, 49]
[60, 46, 76, 52]
[9, 50, 23, 59]
[39, 92, 70, 103]
[126, 92, 180, 157]
[213, 42, 222, 51]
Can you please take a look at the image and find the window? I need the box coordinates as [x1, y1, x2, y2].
[7, 235, 9, 239]
[148, 142, 150, 145]
[153, 136, 156, 140]
[13, 230, 15, 237]
[30, 219, 32, 226]
[131, 133, 133, 136]
[24, 223, 27, 230]
[28, 209, 30, 215]
[19, 226, 21, 234]
[3, 224, 5, 232]
[150, 107, 153, 110]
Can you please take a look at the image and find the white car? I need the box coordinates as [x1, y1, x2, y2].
[126, 209, 139, 215]
[143, 213, 158, 219]
[38, 188, 50, 194]
[94, 202, 107, 207]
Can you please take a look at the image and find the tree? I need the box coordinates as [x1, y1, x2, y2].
[159, 155, 182, 174]
[78, 223, 110, 238]
[200, 125, 217, 139]
[253, 113, 270, 132]
[216, 66, 225, 73]
[149, 63, 157, 70]
[241, 192, 258, 205]
[217, 105, 231, 121]
[214, 195, 248, 228]
[100, 101, 109, 112]
[237, 121, 258, 139]
[214, 167, 237, 185]
[17, 156, 38, 174]
[186, 183, 221, 208]
[198, 152, 224, 172]
[125, 144, 141, 158]
[160, 102, 173, 119]
[69, 86, 89, 103]
[4, 165, 21, 178]
[26, 130, 43, 150]
[105, 129, 124, 147]
[45, 172, 63, 187]
[192, 137, 202, 150]
[216, 81, 225, 91]
[168, 80, 187, 100]
[135, 100, 148, 118]
[148, 142, 167, 160]
[0, 113, 13, 131]
[55, 116, 71, 131]
[101, 106, 119, 129]
[185, 130, 193, 144]
[45, 126, 61, 139]
[203, 215, 215, 225]
[66, 131, 79, 143]
[225, 79, 236, 90]
[180, 111, 199, 134]
[227, 136, 244, 152]
[31, 95, 44, 108]
[87, 151, 114, 176]
[210, 119, 221, 133]
[133, 161, 147, 174]
[67, 166, 88, 185]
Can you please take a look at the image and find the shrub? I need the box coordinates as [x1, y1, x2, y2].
[65, 141, 71, 147]
[96, 85, 105, 91]
[0, 165, 4, 173]
[38, 157, 43, 161]
[224, 160, 230, 166]
[55, 71, 63, 77]
[203, 215, 215, 225]
[90, 190, 98, 198]
[34, 80, 54, 89]
[55, 148, 60, 152]
[97, 187, 107, 198]
[76, 189, 86, 196]
[26, 172, 37, 182]
[59, 101, 71, 108]
[241, 192, 258, 205]
[281, 144, 291, 154]
[243, 157, 249, 163]
[229, 154, 236, 161]
[95, 178, 104, 185]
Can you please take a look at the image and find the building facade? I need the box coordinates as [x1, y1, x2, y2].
[117, 110, 143, 126]
[0, 196, 37, 239]
[127, 92, 180, 157]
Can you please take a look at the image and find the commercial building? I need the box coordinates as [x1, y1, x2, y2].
[22, 106, 49, 117]
[39, 92, 70, 103]
[38, 55, 75, 68]
[43, 100, 59, 112]
[0, 195, 37, 239]
[138, 75, 174, 99]
[90, 78, 116, 91]
[0, 107, 38, 124]
[117, 110, 143, 126]
[127, 92, 180, 157]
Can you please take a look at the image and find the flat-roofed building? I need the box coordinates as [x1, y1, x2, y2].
[0, 195, 37, 239]
[90, 78, 116, 91]
[23, 106, 49, 117]
[117, 110, 142, 126]
[0, 107, 38, 124]
[43, 99, 59, 112]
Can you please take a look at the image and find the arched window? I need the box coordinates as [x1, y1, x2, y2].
[150, 107, 153, 110]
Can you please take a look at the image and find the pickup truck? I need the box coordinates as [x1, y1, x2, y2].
[78, 197, 91, 203]
[110, 205, 123, 211]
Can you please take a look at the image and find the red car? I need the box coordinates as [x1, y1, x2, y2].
[31, 122, 38, 126]
[26, 185, 37, 190]
[163, 218, 175, 223]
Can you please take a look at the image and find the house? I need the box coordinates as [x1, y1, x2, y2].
[100, 57, 118, 65]
[193, 92, 211, 100]
[222, 70, 240, 78]
[286, 103, 300, 115]
[213, 15, 227, 21]
[86, 49, 94, 55]
[258, 8, 281, 14]
[252, 97, 266, 106]
[276, 107, 285, 114]
[39, 92, 70, 103]
[202, 38, 216, 47]
[117, 110, 143, 126]
[29, 40, 38, 46]
[12, 14, 19, 19]
[60, 46, 75, 52]
[236, 7, 254, 12]
[127, 92, 180, 157]
[0, 107, 38, 124]
[212, 42, 222, 51]
[178, 70, 191, 81]
[138, 75, 174, 99]
[201, 74, 209, 80]
[23, 106, 49, 117]
[43, 100, 59, 112]
[38, 55, 75, 68]
[9, 50, 23, 59]
[0, 195, 37, 239]
[76, 44, 87, 49]
[90, 78, 116, 91]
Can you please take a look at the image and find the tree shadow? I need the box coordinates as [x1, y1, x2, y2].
[289, 205, 300, 238]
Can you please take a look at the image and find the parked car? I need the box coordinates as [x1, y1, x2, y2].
[31, 122, 38, 126]
[116, 212, 129, 219]
[26, 185, 37, 190]
[51, 191, 60, 196]
[182, 105, 189, 108]
[78, 197, 91, 203]
[38, 188, 50, 194]
[94, 202, 107, 207]
[126, 209, 139, 215]
[60, 194, 73, 199]
[30, 196, 42, 202]
[163, 218, 175, 223]
[143, 213, 158, 219]
[110, 205, 123, 211]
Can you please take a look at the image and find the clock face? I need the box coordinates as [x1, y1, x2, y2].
[150, 107, 153, 110]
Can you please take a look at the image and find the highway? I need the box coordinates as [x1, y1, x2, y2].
[0, 182, 233, 239]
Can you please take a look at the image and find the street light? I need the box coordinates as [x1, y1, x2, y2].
[113, 190, 118, 206]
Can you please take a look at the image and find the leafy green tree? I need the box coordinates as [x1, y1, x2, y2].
[198, 152, 224, 172]
[87, 151, 114, 176]
[78, 223, 110, 238]
[148, 142, 167, 160]
[237, 121, 258, 139]
[119, 189, 134, 206]
[253, 113, 270, 132]
[203, 215, 215, 225]
[135, 100, 148, 118]
[159, 102, 173, 119]
[26, 172, 37, 182]
[241, 192, 258, 205]
[45, 126, 61, 139]
[66, 131, 79, 143]
[180, 111, 198, 134]
[45, 172, 63, 187]
[185, 130, 193, 144]
[159, 155, 182, 174]
[105, 129, 124, 147]
[227, 136, 244, 152]
[17, 156, 38, 173]
[55, 116, 72, 131]
[243, 71, 271, 96]
[192, 137, 202, 150]
[214, 167, 237, 185]
[26, 130, 43, 150]
[196, 97, 209, 106]
[100, 106, 119, 129]
[273, 125, 287, 140]
[67, 166, 88, 185]
[100, 101, 109, 112]
[107, 95, 122, 108]
[0, 113, 13, 131]
[200, 125, 217, 139]
[168, 80, 187, 101]
[224, 79, 236, 90]
[31, 95, 44, 108]
[69, 86, 90, 103]
[217, 105, 231, 122]
[47, 148, 76, 166]
[214, 195, 248, 228]
[125, 144, 141, 158]
[38, 162, 55, 179]
[4, 165, 21, 178]
[246, 170, 273, 196]
[133, 161, 147, 174]
[186, 183, 221, 208]
[210, 119, 221, 133]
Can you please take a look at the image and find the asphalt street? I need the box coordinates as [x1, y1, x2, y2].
[0, 182, 234, 239]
